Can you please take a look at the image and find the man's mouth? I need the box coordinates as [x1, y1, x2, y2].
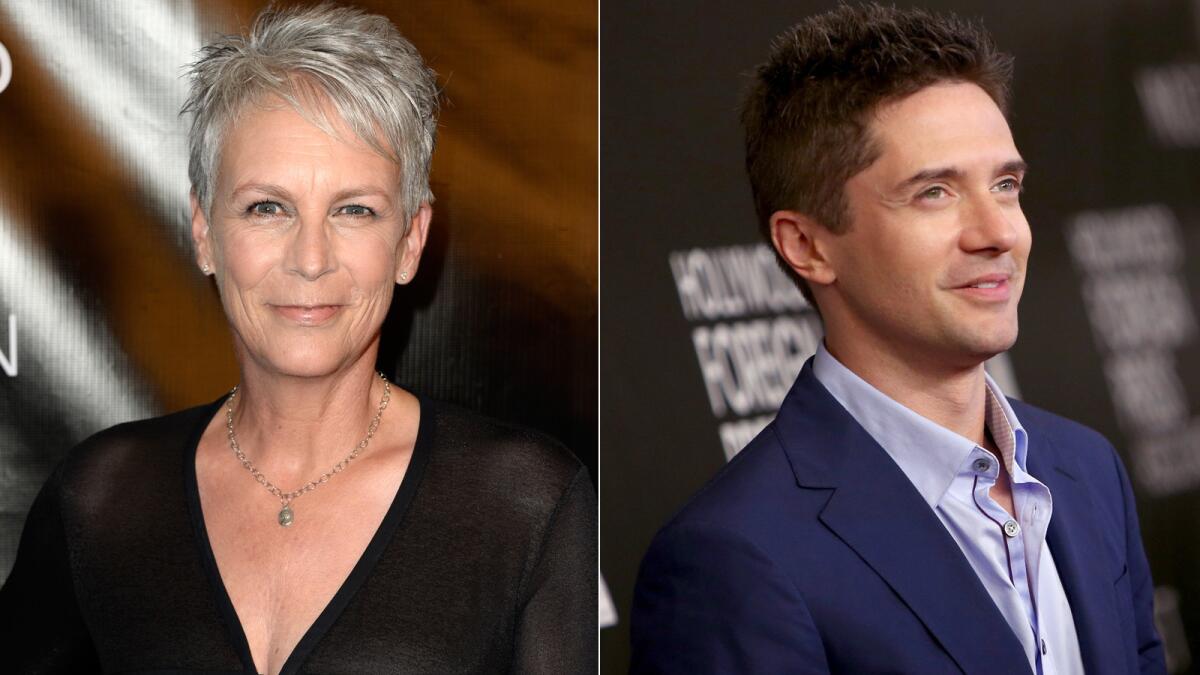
[953, 275, 1012, 302]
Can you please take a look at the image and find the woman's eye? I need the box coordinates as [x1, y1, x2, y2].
[339, 205, 375, 217]
[248, 201, 284, 216]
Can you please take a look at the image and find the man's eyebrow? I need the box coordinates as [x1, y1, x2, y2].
[894, 167, 962, 192]
[999, 159, 1028, 177]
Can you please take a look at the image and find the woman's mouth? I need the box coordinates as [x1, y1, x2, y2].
[272, 304, 342, 325]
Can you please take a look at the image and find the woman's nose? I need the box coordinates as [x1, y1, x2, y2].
[285, 215, 337, 280]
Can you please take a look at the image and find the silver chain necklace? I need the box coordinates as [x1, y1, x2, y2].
[224, 373, 391, 527]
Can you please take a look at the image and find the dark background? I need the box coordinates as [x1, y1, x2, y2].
[602, 0, 1200, 672]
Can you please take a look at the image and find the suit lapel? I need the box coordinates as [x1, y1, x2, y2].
[775, 362, 1031, 674]
[1024, 418, 1125, 674]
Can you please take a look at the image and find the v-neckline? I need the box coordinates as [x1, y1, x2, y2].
[182, 392, 435, 675]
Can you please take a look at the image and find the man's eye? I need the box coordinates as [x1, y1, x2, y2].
[339, 205, 375, 217]
[248, 201, 284, 216]
[994, 178, 1023, 193]
[919, 186, 947, 200]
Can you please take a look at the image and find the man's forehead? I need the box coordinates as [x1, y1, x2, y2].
[864, 82, 1020, 175]
[871, 81, 1007, 121]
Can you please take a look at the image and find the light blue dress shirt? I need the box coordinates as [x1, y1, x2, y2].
[813, 343, 1085, 675]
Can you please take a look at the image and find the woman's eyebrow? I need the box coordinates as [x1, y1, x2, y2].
[330, 187, 393, 203]
[230, 182, 292, 201]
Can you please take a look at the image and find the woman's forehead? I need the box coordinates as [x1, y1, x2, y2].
[216, 101, 402, 196]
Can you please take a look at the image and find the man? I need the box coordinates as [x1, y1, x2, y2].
[630, 5, 1164, 674]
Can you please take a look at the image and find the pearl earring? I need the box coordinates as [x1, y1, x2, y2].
[201, 263, 210, 275]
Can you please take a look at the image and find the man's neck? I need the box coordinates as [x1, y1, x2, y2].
[823, 335, 990, 448]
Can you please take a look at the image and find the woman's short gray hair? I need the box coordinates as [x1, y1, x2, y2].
[183, 3, 439, 221]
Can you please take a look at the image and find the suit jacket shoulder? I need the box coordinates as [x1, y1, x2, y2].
[1009, 397, 1115, 460]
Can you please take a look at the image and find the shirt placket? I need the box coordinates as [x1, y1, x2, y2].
[970, 451, 1043, 674]
[1013, 470, 1055, 674]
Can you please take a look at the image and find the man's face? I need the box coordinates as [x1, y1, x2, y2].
[823, 81, 1030, 369]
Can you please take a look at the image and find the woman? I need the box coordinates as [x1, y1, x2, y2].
[0, 5, 595, 673]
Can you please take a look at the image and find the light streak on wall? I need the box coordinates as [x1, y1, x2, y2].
[0, 202, 155, 435]
[0, 0, 203, 244]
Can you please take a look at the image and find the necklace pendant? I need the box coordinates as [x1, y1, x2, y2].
[278, 505, 294, 527]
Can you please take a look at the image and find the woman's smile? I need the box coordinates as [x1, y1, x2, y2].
[270, 304, 343, 326]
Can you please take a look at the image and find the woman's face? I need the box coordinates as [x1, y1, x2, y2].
[190, 96, 430, 379]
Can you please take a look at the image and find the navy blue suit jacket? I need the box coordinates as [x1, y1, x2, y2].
[631, 361, 1165, 674]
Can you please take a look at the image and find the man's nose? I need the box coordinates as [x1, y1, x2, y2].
[961, 194, 1020, 253]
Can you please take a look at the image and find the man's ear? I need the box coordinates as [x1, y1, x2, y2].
[396, 203, 432, 284]
[190, 190, 214, 275]
[769, 210, 837, 288]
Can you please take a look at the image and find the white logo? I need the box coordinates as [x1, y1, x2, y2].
[0, 42, 10, 95]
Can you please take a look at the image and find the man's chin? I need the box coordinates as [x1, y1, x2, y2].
[961, 329, 1018, 364]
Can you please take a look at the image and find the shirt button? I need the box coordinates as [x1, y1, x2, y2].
[1003, 520, 1020, 537]
[972, 457, 992, 473]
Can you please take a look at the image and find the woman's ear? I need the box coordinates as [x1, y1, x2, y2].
[190, 190, 214, 275]
[396, 203, 432, 284]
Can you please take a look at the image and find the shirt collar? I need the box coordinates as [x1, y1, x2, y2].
[812, 342, 1028, 508]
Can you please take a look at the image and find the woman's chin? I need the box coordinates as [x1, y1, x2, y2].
[243, 341, 372, 380]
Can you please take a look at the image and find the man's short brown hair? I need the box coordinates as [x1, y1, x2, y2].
[741, 3, 1013, 304]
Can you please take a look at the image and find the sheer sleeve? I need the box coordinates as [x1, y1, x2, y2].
[512, 466, 598, 674]
[0, 462, 101, 671]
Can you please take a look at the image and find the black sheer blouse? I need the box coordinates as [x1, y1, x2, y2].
[0, 395, 597, 673]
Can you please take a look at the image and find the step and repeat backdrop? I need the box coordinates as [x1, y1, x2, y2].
[0, 0, 596, 581]
[602, 0, 1200, 672]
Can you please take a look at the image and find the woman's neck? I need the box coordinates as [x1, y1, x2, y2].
[228, 351, 389, 481]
